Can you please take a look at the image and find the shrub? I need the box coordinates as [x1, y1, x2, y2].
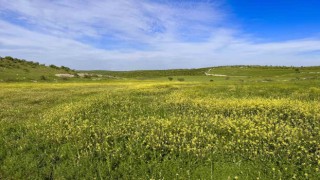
[49, 64, 58, 69]
[23, 69, 30, 72]
[168, 77, 173, 81]
[177, 78, 185, 82]
[40, 75, 47, 80]
[4, 56, 14, 61]
[4, 78, 16, 82]
[84, 74, 91, 79]
[61, 66, 71, 71]
[61, 77, 69, 81]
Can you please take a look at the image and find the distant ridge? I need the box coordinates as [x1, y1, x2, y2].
[2, 56, 320, 81]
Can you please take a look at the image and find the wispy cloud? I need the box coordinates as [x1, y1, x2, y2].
[0, 0, 319, 70]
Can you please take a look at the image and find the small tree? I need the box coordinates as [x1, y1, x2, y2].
[168, 77, 173, 81]
[84, 74, 91, 79]
[61, 66, 71, 71]
[49, 64, 58, 69]
[4, 56, 14, 61]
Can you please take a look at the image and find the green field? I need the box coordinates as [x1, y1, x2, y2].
[1, 62, 320, 179]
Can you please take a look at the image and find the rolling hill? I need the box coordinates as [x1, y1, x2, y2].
[0, 56, 75, 82]
[1, 56, 320, 82]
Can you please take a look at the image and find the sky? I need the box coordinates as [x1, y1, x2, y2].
[0, 0, 320, 70]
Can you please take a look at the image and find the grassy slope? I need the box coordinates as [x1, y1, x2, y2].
[0, 56, 74, 82]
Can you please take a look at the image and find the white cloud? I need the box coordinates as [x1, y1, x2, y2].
[0, 0, 319, 70]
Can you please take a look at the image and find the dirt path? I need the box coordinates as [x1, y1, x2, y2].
[204, 68, 227, 77]
[205, 68, 248, 77]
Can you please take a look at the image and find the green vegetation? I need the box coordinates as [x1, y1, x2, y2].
[84, 65, 320, 79]
[1, 57, 320, 179]
[83, 68, 209, 78]
[2, 56, 320, 83]
[0, 56, 75, 82]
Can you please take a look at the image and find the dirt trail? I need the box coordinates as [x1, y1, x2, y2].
[204, 68, 227, 77]
[205, 68, 247, 77]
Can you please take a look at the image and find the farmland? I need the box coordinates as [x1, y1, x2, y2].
[1, 66, 320, 179]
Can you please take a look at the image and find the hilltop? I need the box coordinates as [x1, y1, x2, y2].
[0, 56, 76, 82]
[0, 56, 120, 82]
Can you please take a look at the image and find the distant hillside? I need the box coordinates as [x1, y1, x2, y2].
[83, 65, 320, 79]
[0, 56, 75, 82]
[2, 56, 320, 82]
[206, 65, 320, 76]
[85, 68, 211, 78]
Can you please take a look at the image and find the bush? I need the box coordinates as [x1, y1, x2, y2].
[84, 74, 91, 79]
[61, 77, 69, 81]
[49, 64, 58, 69]
[40, 75, 47, 80]
[61, 66, 71, 71]
[4, 78, 16, 82]
[168, 77, 173, 81]
[4, 56, 14, 61]
[177, 78, 185, 82]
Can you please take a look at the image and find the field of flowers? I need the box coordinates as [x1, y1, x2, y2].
[0, 78, 319, 179]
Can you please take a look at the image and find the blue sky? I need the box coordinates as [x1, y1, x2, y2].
[226, 0, 320, 41]
[0, 0, 320, 70]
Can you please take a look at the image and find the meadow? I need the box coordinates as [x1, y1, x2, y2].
[1, 66, 320, 179]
